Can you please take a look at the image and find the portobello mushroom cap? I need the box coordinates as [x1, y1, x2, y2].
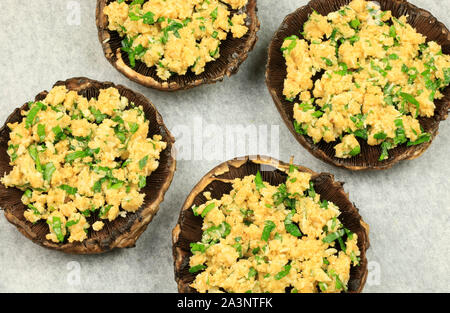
[266, 0, 450, 170]
[0, 77, 176, 254]
[172, 155, 370, 293]
[96, 0, 260, 91]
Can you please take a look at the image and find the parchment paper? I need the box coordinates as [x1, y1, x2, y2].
[0, 0, 448, 292]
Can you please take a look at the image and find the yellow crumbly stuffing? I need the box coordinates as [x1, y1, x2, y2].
[92, 221, 105, 232]
[1, 86, 166, 243]
[188, 167, 360, 293]
[282, 0, 450, 160]
[104, 0, 249, 80]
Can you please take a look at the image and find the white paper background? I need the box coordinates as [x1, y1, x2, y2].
[0, 0, 448, 292]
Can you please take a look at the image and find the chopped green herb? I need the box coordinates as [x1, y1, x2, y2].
[248, 267, 257, 278]
[25, 102, 44, 129]
[389, 53, 399, 60]
[254, 171, 265, 192]
[189, 264, 206, 273]
[394, 119, 407, 145]
[275, 264, 291, 280]
[281, 35, 298, 53]
[373, 131, 387, 140]
[89, 107, 107, 123]
[321, 57, 333, 66]
[389, 25, 396, 38]
[24, 189, 32, 198]
[349, 19, 360, 30]
[28, 144, 43, 172]
[99, 205, 112, 218]
[312, 110, 324, 118]
[407, 133, 431, 146]
[50, 216, 65, 242]
[128, 122, 139, 134]
[308, 181, 315, 198]
[318, 282, 327, 292]
[261, 220, 276, 242]
[139, 155, 148, 170]
[92, 177, 107, 193]
[59, 185, 77, 195]
[142, 11, 155, 24]
[210, 7, 218, 21]
[51, 125, 66, 141]
[138, 175, 146, 188]
[190, 242, 206, 253]
[66, 218, 80, 227]
[349, 145, 360, 156]
[28, 204, 40, 215]
[109, 181, 124, 189]
[371, 61, 387, 77]
[284, 209, 302, 237]
[322, 229, 345, 243]
[37, 124, 46, 141]
[43, 162, 56, 182]
[399, 92, 420, 117]
[65, 149, 94, 163]
[379, 141, 392, 161]
[201, 203, 215, 218]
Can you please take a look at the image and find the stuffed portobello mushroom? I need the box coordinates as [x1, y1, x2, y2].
[0, 77, 176, 254]
[266, 0, 450, 170]
[172, 156, 369, 293]
[97, 0, 260, 91]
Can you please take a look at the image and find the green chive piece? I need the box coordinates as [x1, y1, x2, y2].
[210, 7, 218, 21]
[99, 205, 112, 218]
[129, 122, 139, 134]
[28, 145, 42, 173]
[284, 209, 302, 237]
[59, 185, 77, 195]
[349, 145, 360, 156]
[37, 124, 46, 141]
[254, 170, 265, 191]
[24, 189, 33, 198]
[261, 220, 276, 241]
[25, 102, 44, 129]
[51, 216, 65, 242]
[275, 264, 291, 280]
[190, 243, 206, 253]
[322, 229, 345, 243]
[248, 267, 257, 278]
[349, 19, 360, 30]
[139, 155, 148, 170]
[43, 162, 56, 182]
[66, 218, 80, 227]
[201, 203, 215, 218]
[138, 175, 146, 188]
[189, 264, 206, 273]
[407, 133, 431, 146]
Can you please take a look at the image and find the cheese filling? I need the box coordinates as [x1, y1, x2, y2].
[188, 167, 360, 293]
[104, 0, 249, 80]
[1, 86, 166, 243]
[282, 0, 450, 160]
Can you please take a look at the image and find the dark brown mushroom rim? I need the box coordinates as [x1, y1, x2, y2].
[172, 155, 370, 293]
[0, 77, 176, 254]
[266, 0, 450, 170]
[96, 0, 260, 91]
